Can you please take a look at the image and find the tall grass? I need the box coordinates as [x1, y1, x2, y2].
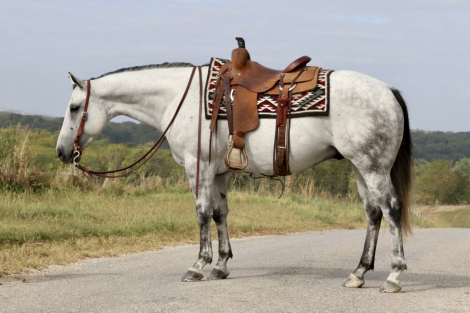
[0, 125, 193, 194]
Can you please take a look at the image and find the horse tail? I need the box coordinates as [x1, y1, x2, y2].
[390, 88, 413, 236]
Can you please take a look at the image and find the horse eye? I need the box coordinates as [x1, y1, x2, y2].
[70, 106, 80, 113]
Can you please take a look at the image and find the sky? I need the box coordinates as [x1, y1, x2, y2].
[1, 0, 469, 131]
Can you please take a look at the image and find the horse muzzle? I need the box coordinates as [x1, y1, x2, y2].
[56, 147, 78, 164]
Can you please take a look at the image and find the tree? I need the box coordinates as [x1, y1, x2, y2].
[455, 158, 470, 177]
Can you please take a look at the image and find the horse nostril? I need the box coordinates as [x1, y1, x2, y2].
[57, 149, 64, 160]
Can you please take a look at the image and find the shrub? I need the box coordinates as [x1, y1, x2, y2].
[415, 160, 470, 204]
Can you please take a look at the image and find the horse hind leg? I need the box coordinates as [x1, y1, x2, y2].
[208, 173, 233, 280]
[378, 189, 407, 293]
[361, 171, 406, 292]
[344, 166, 383, 289]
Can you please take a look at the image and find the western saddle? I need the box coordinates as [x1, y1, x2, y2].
[209, 38, 321, 176]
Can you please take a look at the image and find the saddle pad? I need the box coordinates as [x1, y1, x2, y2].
[204, 57, 333, 120]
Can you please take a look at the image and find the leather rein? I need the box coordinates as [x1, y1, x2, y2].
[73, 66, 202, 188]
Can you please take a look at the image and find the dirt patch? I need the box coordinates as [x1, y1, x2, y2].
[0, 273, 48, 284]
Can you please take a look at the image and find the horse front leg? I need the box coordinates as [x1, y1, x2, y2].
[209, 173, 233, 280]
[181, 164, 215, 282]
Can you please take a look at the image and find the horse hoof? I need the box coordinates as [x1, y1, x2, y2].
[343, 273, 364, 288]
[379, 280, 402, 293]
[181, 269, 204, 282]
[208, 268, 230, 280]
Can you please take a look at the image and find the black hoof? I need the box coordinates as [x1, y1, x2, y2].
[208, 268, 229, 280]
[181, 269, 204, 282]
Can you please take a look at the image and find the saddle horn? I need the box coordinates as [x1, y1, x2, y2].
[232, 37, 250, 70]
[235, 37, 245, 48]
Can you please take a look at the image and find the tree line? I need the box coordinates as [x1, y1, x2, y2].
[0, 112, 169, 148]
[3, 112, 470, 161]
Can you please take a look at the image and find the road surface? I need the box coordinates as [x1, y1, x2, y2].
[1, 229, 469, 312]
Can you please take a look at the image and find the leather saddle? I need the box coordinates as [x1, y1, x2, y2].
[209, 38, 321, 176]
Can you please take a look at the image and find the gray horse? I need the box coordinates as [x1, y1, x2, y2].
[56, 63, 412, 293]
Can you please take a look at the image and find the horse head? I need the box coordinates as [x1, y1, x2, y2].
[56, 73, 108, 164]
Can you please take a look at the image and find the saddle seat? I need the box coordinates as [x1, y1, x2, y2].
[221, 48, 320, 94]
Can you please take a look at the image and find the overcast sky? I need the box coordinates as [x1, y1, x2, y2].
[1, 0, 469, 131]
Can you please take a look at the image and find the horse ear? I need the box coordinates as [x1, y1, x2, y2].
[69, 72, 85, 89]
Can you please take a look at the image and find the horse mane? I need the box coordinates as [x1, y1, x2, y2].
[90, 62, 208, 80]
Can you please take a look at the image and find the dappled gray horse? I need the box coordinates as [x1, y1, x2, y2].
[57, 62, 412, 293]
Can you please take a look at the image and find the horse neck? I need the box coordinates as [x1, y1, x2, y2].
[93, 67, 196, 132]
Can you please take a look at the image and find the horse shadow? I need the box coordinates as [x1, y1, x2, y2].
[225, 265, 470, 293]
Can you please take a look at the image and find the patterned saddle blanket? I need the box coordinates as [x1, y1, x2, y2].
[204, 57, 333, 120]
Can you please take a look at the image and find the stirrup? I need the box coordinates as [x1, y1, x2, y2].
[224, 139, 248, 170]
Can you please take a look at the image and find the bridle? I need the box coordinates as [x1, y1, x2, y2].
[73, 79, 91, 159]
[72, 66, 204, 197]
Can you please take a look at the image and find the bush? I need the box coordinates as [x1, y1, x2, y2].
[415, 160, 470, 204]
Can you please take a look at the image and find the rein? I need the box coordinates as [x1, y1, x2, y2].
[73, 66, 202, 186]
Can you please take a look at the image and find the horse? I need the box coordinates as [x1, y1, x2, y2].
[56, 62, 413, 293]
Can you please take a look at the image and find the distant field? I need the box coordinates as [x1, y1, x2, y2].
[414, 205, 470, 228]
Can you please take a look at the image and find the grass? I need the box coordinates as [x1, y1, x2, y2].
[0, 186, 442, 277]
[434, 207, 470, 228]
[413, 204, 470, 228]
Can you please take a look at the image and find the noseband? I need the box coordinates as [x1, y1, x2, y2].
[72, 66, 202, 189]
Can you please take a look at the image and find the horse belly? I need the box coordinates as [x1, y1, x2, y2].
[244, 117, 334, 175]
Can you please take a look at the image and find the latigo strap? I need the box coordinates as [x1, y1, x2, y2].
[273, 67, 306, 176]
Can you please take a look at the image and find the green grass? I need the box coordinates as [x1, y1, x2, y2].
[0, 187, 439, 277]
[0, 189, 194, 244]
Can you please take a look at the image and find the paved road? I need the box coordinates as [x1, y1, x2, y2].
[1, 229, 469, 312]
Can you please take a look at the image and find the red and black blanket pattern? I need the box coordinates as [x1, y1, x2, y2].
[204, 57, 333, 119]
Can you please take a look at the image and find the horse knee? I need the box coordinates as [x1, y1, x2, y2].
[213, 208, 228, 223]
[197, 210, 213, 227]
[196, 199, 214, 222]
